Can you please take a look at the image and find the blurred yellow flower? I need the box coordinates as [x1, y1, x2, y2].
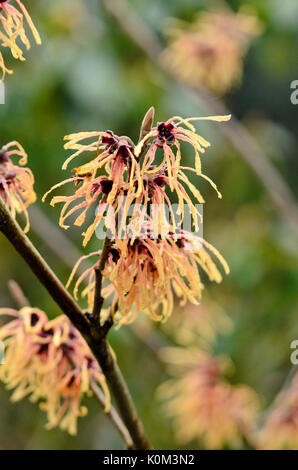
[162, 7, 262, 94]
[67, 227, 229, 325]
[158, 347, 259, 449]
[0, 307, 110, 435]
[0, 0, 41, 78]
[0, 141, 36, 232]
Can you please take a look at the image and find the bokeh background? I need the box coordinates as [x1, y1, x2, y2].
[0, 0, 297, 449]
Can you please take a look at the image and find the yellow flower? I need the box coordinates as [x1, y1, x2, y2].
[67, 227, 229, 325]
[158, 347, 259, 449]
[134, 115, 230, 233]
[45, 110, 230, 324]
[162, 7, 262, 94]
[44, 113, 230, 245]
[0, 141, 36, 232]
[0, 0, 41, 78]
[258, 374, 298, 450]
[0, 307, 110, 435]
[43, 130, 142, 247]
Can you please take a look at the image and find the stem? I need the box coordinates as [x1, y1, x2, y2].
[0, 198, 151, 450]
[89, 334, 151, 450]
[26, 206, 163, 358]
[90, 380, 134, 449]
[92, 236, 113, 322]
[260, 363, 298, 425]
[8, 279, 29, 309]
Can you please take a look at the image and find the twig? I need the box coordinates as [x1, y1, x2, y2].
[8, 279, 29, 309]
[101, 0, 162, 63]
[90, 380, 134, 449]
[260, 363, 298, 425]
[280, 363, 298, 393]
[92, 236, 113, 322]
[100, 0, 298, 239]
[0, 198, 151, 450]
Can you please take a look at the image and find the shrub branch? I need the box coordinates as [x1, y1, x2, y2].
[0, 198, 151, 450]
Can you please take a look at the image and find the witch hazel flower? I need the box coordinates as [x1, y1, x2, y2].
[0, 306, 110, 435]
[43, 130, 142, 247]
[67, 226, 229, 325]
[117, 163, 203, 241]
[162, 7, 262, 94]
[158, 348, 259, 449]
[43, 109, 230, 324]
[44, 110, 230, 245]
[0, 141, 36, 231]
[134, 114, 230, 232]
[135, 114, 230, 194]
[0, 0, 41, 78]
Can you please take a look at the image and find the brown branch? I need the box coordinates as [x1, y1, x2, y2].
[0, 198, 151, 450]
[90, 380, 134, 449]
[26, 205, 162, 359]
[92, 236, 113, 322]
[100, 0, 298, 239]
[101, 0, 162, 63]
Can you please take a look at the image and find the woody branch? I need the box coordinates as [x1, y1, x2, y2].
[0, 197, 151, 450]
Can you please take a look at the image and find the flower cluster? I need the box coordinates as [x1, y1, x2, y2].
[43, 113, 230, 245]
[158, 347, 259, 449]
[0, 141, 36, 231]
[67, 227, 229, 325]
[258, 374, 298, 450]
[0, 0, 41, 78]
[44, 110, 230, 323]
[162, 7, 261, 94]
[0, 306, 110, 435]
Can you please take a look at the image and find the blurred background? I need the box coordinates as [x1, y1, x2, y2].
[0, 0, 297, 449]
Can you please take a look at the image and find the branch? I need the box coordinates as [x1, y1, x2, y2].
[26, 205, 162, 359]
[0, 198, 151, 450]
[100, 0, 298, 239]
[8, 279, 29, 309]
[260, 363, 298, 425]
[91, 380, 134, 449]
[92, 236, 113, 322]
[101, 0, 162, 63]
